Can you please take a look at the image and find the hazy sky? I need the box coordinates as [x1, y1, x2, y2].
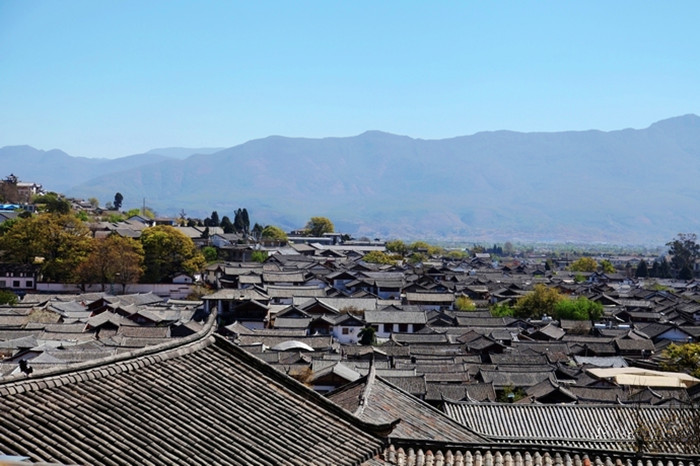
[1, 1, 699, 158]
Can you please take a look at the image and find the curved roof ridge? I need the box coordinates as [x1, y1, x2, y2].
[356, 357, 377, 417]
[0, 310, 217, 394]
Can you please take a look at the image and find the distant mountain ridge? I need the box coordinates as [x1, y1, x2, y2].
[3, 115, 700, 244]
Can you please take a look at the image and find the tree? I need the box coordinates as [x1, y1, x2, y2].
[386, 240, 408, 256]
[0, 213, 93, 282]
[34, 192, 71, 214]
[261, 225, 287, 242]
[667, 233, 699, 279]
[140, 225, 205, 283]
[233, 208, 250, 234]
[362, 251, 396, 265]
[636, 259, 649, 278]
[660, 343, 700, 378]
[206, 211, 220, 227]
[202, 246, 218, 263]
[241, 208, 250, 234]
[358, 325, 376, 346]
[252, 223, 263, 240]
[409, 241, 443, 256]
[125, 208, 141, 218]
[220, 216, 234, 234]
[599, 259, 616, 274]
[113, 192, 123, 210]
[503, 241, 516, 256]
[569, 257, 597, 272]
[490, 303, 514, 317]
[305, 216, 334, 237]
[553, 296, 603, 322]
[0, 290, 18, 305]
[455, 295, 476, 311]
[251, 250, 268, 263]
[88, 197, 99, 209]
[75, 235, 145, 293]
[514, 284, 563, 319]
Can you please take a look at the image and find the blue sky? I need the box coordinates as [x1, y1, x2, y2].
[1, 1, 699, 158]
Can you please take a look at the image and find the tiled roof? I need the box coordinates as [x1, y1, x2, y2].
[0, 315, 388, 465]
[377, 446, 698, 466]
[443, 401, 699, 455]
[328, 368, 487, 444]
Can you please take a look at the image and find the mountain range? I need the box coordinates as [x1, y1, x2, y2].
[2, 114, 700, 245]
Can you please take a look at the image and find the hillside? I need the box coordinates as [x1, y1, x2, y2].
[3, 115, 700, 244]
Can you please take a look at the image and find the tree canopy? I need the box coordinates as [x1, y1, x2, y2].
[261, 225, 287, 241]
[514, 284, 563, 319]
[76, 235, 144, 292]
[0, 213, 93, 282]
[569, 257, 597, 272]
[305, 216, 334, 237]
[140, 225, 205, 283]
[667, 233, 699, 279]
[113, 192, 123, 210]
[386, 240, 408, 256]
[362, 251, 396, 265]
[660, 343, 700, 378]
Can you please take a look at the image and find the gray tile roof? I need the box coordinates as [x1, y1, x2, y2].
[328, 368, 487, 445]
[443, 401, 699, 455]
[0, 315, 388, 465]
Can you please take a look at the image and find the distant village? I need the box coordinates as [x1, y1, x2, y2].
[0, 175, 699, 465]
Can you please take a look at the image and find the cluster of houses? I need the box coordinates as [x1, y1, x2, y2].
[1, 227, 700, 462]
[195, 243, 700, 403]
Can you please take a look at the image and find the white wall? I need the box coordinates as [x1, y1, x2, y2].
[36, 283, 194, 299]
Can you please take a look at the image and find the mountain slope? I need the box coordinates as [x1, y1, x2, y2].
[8, 115, 700, 244]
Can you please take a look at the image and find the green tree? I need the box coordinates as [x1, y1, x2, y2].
[0, 213, 93, 282]
[206, 211, 220, 227]
[34, 192, 71, 214]
[497, 384, 526, 403]
[75, 235, 145, 292]
[107, 213, 125, 223]
[125, 208, 141, 218]
[514, 284, 563, 319]
[409, 241, 443, 256]
[599, 259, 616, 274]
[251, 250, 268, 263]
[569, 257, 597, 272]
[386, 240, 408, 256]
[490, 303, 514, 317]
[261, 225, 288, 241]
[0, 290, 18, 305]
[113, 192, 123, 210]
[358, 325, 376, 346]
[667, 233, 699, 279]
[660, 343, 700, 378]
[446, 250, 468, 260]
[635, 259, 649, 278]
[305, 216, 334, 237]
[202, 246, 218, 263]
[362, 251, 396, 265]
[553, 296, 603, 321]
[88, 197, 99, 209]
[455, 295, 476, 311]
[140, 225, 205, 283]
[233, 208, 251, 234]
[220, 216, 234, 234]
